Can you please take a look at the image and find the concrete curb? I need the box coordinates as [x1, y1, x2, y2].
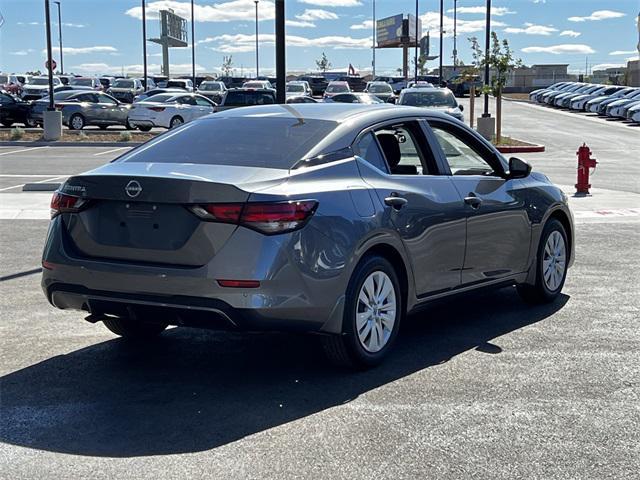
[0, 141, 142, 147]
[496, 144, 546, 154]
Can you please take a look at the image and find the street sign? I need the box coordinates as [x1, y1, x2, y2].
[45, 59, 57, 70]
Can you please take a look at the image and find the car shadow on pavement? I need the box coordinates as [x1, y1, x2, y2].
[0, 287, 568, 457]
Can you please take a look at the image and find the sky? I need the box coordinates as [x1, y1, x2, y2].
[0, 0, 638, 77]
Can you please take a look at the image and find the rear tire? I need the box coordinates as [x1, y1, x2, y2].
[321, 255, 403, 369]
[103, 317, 168, 339]
[137, 125, 152, 132]
[517, 218, 568, 304]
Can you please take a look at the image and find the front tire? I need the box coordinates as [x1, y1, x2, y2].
[169, 116, 183, 128]
[69, 113, 85, 130]
[322, 255, 403, 368]
[103, 316, 168, 339]
[517, 218, 568, 304]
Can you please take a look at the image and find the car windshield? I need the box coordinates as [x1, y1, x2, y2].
[244, 82, 267, 89]
[70, 78, 94, 86]
[112, 80, 134, 88]
[29, 78, 49, 86]
[286, 84, 305, 92]
[119, 117, 338, 169]
[326, 83, 349, 93]
[144, 93, 179, 103]
[0, 75, 8, 83]
[166, 81, 187, 88]
[200, 83, 221, 91]
[400, 91, 457, 107]
[368, 84, 392, 93]
[224, 91, 275, 106]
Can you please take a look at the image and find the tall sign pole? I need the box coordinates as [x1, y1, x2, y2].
[275, 0, 285, 103]
[483, 0, 491, 117]
[142, 0, 148, 90]
[439, 0, 443, 85]
[54, 1, 63, 74]
[255, 0, 259, 77]
[191, 0, 196, 88]
[414, 0, 419, 82]
[453, 0, 458, 69]
[44, 0, 55, 110]
[372, 0, 376, 77]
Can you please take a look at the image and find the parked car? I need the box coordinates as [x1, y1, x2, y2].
[447, 74, 482, 97]
[286, 96, 318, 104]
[298, 75, 329, 96]
[605, 93, 640, 118]
[165, 79, 194, 92]
[630, 105, 640, 123]
[529, 82, 569, 103]
[0, 74, 23, 95]
[323, 81, 351, 99]
[364, 82, 396, 103]
[242, 80, 274, 90]
[52, 91, 132, 130]
[107, 78, 144, 103]
[595, 89, 639, 115]
[556, 84, 602, 108]
[0, 92, 36, 127]
[133, 88, 184, 103]
[569, 85, 625, 111]
[58, 75, 73, 86]
[137, 77, 157, 90]
[541, 83, 584, 105]
[373, 76, 407, 93]
[15, 74, 32, 88]
[626, 102, 640, 122]
[586, 87, 635, 113]
[69, 77, 103, 91]
[286, 81, 312, 99]
[611, 100, 640, 119]
[216, 88, 276, 111]
[398, 86, 464, 122]
[549, 84, 591, 106]
[406, 81, 435, 89]
[337, 76, 367, 92]
[21, 76, 63, 100]
[42, 103, 574, 368]
[127, 93, 216, 130]
[218, 76, 247, 89]
[55, 85, 95, 93]
[99, 76, 115, 90]
[325, 93, 384, 104]
[197, 81, 227, 103]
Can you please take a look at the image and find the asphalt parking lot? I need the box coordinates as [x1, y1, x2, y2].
[1, 98, 639, 479]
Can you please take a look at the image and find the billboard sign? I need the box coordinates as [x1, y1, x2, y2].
[160, 9, 187, 47]
[376, 14, 403, 47]
[406, 14, 422, 44]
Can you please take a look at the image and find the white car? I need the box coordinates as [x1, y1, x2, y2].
[165, 79, 194, 92]
[631, 108, 640, 123]
[569, 85, 624, 111]
[21, 76, 62, 100]
[242, 80, 273, 90]
[285, 81, 312, 98]
[625, 102, 640, 121]
[127, 93, 216, 131]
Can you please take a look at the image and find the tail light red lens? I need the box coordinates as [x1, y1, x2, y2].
[147, 106, 165, 112]
[50, 191, 87, 218]
[189, 200, 318, 235]
[217, 279, 260, 288]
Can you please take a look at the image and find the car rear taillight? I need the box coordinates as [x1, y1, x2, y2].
[189, 200, 318, 235]
[147, 106, 165, 112]
[50, 191, 88, 218]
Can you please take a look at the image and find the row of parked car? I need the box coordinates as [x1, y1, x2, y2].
[1, 74, 467, 130]
[529, 81, 640, 123]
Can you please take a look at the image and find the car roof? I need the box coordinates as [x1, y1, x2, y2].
[402, 87, 449, 93]
[328, 81, 348, 84]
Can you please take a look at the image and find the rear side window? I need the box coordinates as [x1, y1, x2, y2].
[355, 133, 388, 173]
[119, 117, 338, 169]
[224, 91, 275, 106]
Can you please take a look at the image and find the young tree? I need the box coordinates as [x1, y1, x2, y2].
[315, 52, 331, 73]
[221, 56, 234, 76]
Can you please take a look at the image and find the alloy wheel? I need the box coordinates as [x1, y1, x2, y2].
[356, 271, 397, 353]
[542, 230, 566, 291]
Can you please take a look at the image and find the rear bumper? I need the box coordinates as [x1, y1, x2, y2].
[128, 118, 161, 128]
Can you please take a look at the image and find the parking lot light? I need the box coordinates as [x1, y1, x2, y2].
[53, 1, 63, 75]
[255, 0, 259, 78]
[142, 0, 148, 91]
[191, 0, 196, 91]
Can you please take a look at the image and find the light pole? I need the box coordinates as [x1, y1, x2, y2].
[414, 0, 419, 82]
[372, 0, 376, 77]
[191, 0, 196, 88]
[142, 1, 148, 90]
[275, 0, 285, 103]
[483, 0, 491, 117]
[453, 0, 458, 70]
[439, 0, 443, 86]
[44, 0, 61, 140]
[254, 0, 259, 78]
[53, 1, 63, 74]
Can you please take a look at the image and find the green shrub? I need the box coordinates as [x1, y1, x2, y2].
[10, 127, 25, 140]
[119, 131, 132, 142]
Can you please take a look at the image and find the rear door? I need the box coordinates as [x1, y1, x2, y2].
[355, 119, 467, 295]
[426, 119, 531, 285]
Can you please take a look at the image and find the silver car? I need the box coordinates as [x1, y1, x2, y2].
[398, 87, 465, 122]
[42, 104, 574, 368]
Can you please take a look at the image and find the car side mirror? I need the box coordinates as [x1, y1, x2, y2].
[508, 157, 532, 179]
[458, 104, 464, 111]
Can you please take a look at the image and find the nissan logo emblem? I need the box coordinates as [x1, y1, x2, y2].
[125, 180, 142, 198]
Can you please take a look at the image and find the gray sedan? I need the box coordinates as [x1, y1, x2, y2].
[59, 92, 132, 130]
[42, 104, 573, 368]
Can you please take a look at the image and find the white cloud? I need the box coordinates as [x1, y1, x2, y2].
[533, 0, 546, 4]
[350, 19, 373, 30]
[17, 21, 85, 27]
[296, 9, 338, 21]
[10, 50, 32, 56]
[568, 10, 626, 22]
[505, 23, 557, 35]
[42, 46, 118, 56]
[125, 0, 275, 22]
[521, 44, 595, 54]
[591, 63, 625, 71]
[559, 30, 581, 37]
[71, 63, 207, 75]
[446, 6, 515, 16]
[298, 0, 361, 6]
[204, 33, 371, 53]
[627, 56, 640, 62]
[609, 50, 636, 56]
[421, 11, 506, 37]
[286, 19, 316, 28]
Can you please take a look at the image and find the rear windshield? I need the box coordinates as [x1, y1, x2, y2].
[71, 78, 94, 86]
[29, 78, 49, 85]
[368, 84, 392, 93]
[119, 116, 338, 169]
[200, 83, 221, 91]
[224, 91, 275, 106]
[166, 80, 187, 88]
[326, 83, 349, 93]
[400, 91, 457, 107]
[112, 79, 134, 88]
[286, 84, 305, 92]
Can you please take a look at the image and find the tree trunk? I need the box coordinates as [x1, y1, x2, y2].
[496, 90, 502, 144]
[470, 86, 475, 128]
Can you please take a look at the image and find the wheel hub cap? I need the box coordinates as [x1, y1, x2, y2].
[356, 271, 397, 353]
[542, 230, 566, 291]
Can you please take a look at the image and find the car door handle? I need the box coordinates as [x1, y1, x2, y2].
[384, 196, 408, 210]
[464, 195, 482, 209]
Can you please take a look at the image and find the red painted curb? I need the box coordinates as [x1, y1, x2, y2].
[496, 144, 545, 154]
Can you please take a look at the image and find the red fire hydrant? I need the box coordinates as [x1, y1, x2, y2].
[575, 143, 597, 194]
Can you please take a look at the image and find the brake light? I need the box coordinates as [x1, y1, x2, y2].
[147, 106, 165, 112]
[50, 191, 88, 218]
[189, 200, 318, 234]
[217, 280, 260, 288]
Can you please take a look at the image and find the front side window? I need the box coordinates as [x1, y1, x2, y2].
[76, 93, 98, 103]
[98, 94, 117, 105]
[195, 96, 213, 107]
[429, 125, 495, 176]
